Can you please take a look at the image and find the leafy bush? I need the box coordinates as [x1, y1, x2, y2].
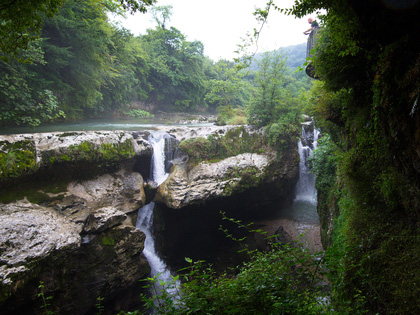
[216, 105, 247, 125]
[308, 134, 338, 192]
[139, 215, 329, 315]
[123, 109, 154, 118]
[178, 127, 267, 162]
[265, 115, 301, 156]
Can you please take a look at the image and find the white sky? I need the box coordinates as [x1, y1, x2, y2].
[116, 0, 315, 61]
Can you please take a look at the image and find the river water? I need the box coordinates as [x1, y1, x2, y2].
[0, 117, 214, 135]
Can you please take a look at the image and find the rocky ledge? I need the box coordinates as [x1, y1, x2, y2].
[0, 166, 149, 314]
[156, 152, 296, 209]
[0, 125, 300, 313]
[155, 125, 300, 209]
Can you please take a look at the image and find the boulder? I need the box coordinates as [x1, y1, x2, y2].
[83, 206, 127, 233]
[155, 151, 297, 209]
[62, 168, 146, 215]
[0, 200, 149, 314]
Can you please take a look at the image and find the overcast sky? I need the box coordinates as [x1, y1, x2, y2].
[115, 0, 315, 61]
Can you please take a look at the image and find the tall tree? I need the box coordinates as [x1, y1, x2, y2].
[204, 60, 252, 112]
[140, 6, 207, 111]
[38, 0, 116, 118]
[0, 0, 155, 59]
[0, 43, 64, 126]
[247, 51, 288, 127]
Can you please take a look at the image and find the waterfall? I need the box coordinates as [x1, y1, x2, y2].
[287, 123, 320, 225]
[294, 125, 319, 204]
[136, 131, 179, 300]
[148, 131, 170, 186]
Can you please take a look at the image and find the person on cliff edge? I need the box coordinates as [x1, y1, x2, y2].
[304, 17, 319, 35]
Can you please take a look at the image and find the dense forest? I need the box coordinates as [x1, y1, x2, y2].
[0, 0, 310, 129]
[2, 0, 420, 314]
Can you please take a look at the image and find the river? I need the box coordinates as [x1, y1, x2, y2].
[0, 116, 215, 135]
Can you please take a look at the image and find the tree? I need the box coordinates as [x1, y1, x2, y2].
[0, 0, 65, 59]
[37, 0, 116, 118]
[280, 0, 420, 313]
[247, 51, 288, 127]
[140, 6, 207, 111]
[204, 60, 252, 112]
[0, 0, 156, 59]
[150, 5, 173, 29]
[0, 43, 64, 126]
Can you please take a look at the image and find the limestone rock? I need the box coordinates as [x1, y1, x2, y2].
[0, 201, 80, 264]
[156, 152, 281, 209]
[83, 206, 127, 233]
[158, 124, 262, 142]
[0, 200, 149, 314]
[64, 168, 146, 214]
[0, 131, 152, 184]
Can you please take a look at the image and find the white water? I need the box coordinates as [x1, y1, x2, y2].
[294, 126, 319, 204]
[136, 131, 179, 300]
[148, 131, 170, 185]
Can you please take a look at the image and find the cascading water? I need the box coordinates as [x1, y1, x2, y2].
[294, 125, 319, 204]
[136, 131, 179, 300]
[285, 123, 320, 225]
[148, 131, 171, 185]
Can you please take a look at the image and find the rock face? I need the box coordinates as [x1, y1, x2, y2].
[0, 130, 152, 314]
[154, 125, 299, 209]
[156, 152, 294, 209]
[0, 130, 152, 184]
[0, 126, 300, 313]
[0, 172, 149, 314]
[0, 200, 148, 314]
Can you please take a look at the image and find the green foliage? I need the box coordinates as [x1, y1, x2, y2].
[101, 236, 115, 246]
[139, 215, 328, 315]
[140, 274, 180, 314]
[247, 51, 288, 127]
[0, 55, 65, 127]
[0, 0, 65, 59]
[308, 134, 338, 192]
[246, 50, 305, 156]
[285, 0, 420, 313]
[178, 127, 267, 162]
[140, 8, 207, 111]
[216, 106, 247, 126]
[175, 246, 326, 315]
[0, 140, 38, 180]
[204, 60, 253, 112]
[123, 109, 154, 118]
[265, 115, 301, 155]
[44, 139, 135, 169]
[95, 296, 105, 315]
[37, 281, 56, 315]
[0, 0, 155, 59]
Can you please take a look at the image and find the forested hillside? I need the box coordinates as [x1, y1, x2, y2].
[0, 1, 310, 128]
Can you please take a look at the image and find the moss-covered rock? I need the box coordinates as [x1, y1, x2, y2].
[178, 126, 267, 162]
[0, 140, 38, 180]
[0, 131, 152, 187]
